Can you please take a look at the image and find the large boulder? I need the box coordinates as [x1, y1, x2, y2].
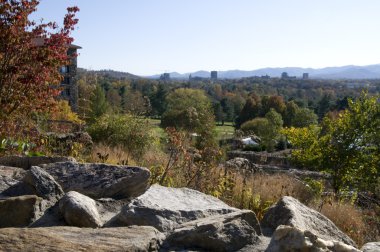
[0, 195, 42, 227]
[0, 166, 30, 197]
[23, 166, 64, 201]
[107, 184, 237, 232]
[164, 210, 262, 252]
[40, 161, 150, 199]
[0, 226, 164, 251]
[261, 196, 356, 247]
[0, 156, 76, 170]
[362, 242, 380, 252]
[59, 191, 102, 228]
[266, 225, 360, 252]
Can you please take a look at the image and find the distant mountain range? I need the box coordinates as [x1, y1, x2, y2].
[146, 64, 380, 80]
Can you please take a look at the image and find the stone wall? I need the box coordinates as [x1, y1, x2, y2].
[227, 151, 290, 167]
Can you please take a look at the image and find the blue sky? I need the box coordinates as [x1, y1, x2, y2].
[32, 0, 380, 76]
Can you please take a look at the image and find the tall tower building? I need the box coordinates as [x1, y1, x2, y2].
[211, 71, 218, 80]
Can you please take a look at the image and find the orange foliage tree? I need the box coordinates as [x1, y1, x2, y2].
[0, 0, 79, 134]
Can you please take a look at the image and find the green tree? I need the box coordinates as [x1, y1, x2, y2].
[283, 100, 299, 127]
[292, 107, 318, 127]
[283, 93, 380, 193]
[241, 109, 283, 151]
[88, 85, 109, 123]
[161, 88, 215, 135]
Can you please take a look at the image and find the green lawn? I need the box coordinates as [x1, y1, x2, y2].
[215, 123, 235, 140]
[148, 118, 235, 140]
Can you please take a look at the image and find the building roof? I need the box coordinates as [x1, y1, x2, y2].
[32, 37, 81, 49]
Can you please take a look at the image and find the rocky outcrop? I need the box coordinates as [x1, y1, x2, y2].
[59, 191, 102, 228]
[0, 156, 76, 170]
[261, 196, 356, 247]
[23, 166, 64, 201]
[0, 226, 164, 251]
[362, 242, 380, 252]
[164, 210, 262, 251]
[0, 156, 371, 251]
[41, 161, 150, 199]
[0, 195, 42, 227]
[107, 184, 237, 232]
[266, 225, 360, 252]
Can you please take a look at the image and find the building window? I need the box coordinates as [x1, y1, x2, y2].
[61, 77, 70, 85]
[66, 88, 70, 96]
[60, 66, 68, 73]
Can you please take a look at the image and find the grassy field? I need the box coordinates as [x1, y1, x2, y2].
[148, 118, 235, 140]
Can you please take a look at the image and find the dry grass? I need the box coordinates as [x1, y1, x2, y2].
[310, 199, 379, 247]
[86, 144, 136, 165]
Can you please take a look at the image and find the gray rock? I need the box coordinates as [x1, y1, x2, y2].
[23, 166, 64, 201]
[30, 202, 67, 227]
[41, 161, 150, 199]
[0, 156, 76, 170]
[96, 198, 130, 224]
[0, 195, 42, 227]
[362, 242, 380, 252]
[266, 225, 360, 252]
[107, 184, 237, 232]
[0, 226, 164, 251]
[261, 196, 356, 247]
[164, 210, 262, 252]
[59, 191, 102, 228]
[0, 166, 29, 197]
[225, 157, 261, 173]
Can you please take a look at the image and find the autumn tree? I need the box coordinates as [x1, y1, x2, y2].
[0, 0, 79, 132]
[235, 95, 261, 128]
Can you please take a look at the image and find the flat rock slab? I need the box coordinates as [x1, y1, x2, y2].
[107, 184, 237, 232]
[164, 210, 262, 252]
[261, 196, 356, 247]
[0, 226, 165, 252]
[40, 162, 150, 199]
[0, 156, 76, 170]
[0, 195, 42, 227]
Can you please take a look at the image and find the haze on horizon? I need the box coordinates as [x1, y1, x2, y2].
[32, 0, 380, 76]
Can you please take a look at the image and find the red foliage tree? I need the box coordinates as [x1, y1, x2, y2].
[0, 0, 79, 126]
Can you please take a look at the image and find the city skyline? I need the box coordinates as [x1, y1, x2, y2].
[32, 0, 380, 76]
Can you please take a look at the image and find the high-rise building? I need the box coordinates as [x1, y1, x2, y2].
[303, 73, 309, 80]
[281, 72, 289, 79]
[211, 71, 218, 80]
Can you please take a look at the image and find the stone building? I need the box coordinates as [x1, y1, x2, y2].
[32, 38, 81, 112]
[59, 44, 81, 112]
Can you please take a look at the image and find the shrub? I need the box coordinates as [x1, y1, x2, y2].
[88, 114, 154, 159]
